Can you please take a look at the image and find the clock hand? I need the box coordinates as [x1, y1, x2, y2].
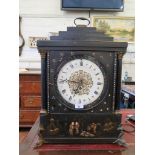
[59, 79, 80, 84]
[72, 80, 83, 96]
[73, 86, 80, 97]
[60, 79, 90, 85]
[82, 81, 93, 86]
[67, 80, 80, 84]
[59, 79, 68, 83]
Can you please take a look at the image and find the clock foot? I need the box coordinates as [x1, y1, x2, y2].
[113, 132, 127, 147]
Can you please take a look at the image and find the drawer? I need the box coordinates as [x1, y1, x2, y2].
[20, 82, 41, 94]
[20, 74, 41, 81]
[21, 96, 41, 108]
[19, 110, 40, 124]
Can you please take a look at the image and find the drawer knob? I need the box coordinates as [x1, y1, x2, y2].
[28, 98, 34, 104]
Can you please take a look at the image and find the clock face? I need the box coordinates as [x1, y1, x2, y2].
[56, 56, 105, 109]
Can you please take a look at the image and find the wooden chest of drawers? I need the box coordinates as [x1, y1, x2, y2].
[19, 74, 41, 127]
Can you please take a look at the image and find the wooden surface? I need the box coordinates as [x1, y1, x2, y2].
[19, 74, 41, 127]
[19, 131, 28, 143]
[20, 109, 135, 155]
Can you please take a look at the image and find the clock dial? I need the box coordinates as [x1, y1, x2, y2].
[57, 57, 105, 109]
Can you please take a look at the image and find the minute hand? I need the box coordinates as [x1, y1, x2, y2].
[59, 79, 79, 83]
[67, 80, 80, 84]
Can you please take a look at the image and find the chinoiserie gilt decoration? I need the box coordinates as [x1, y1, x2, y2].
[37, 17, 128, 145]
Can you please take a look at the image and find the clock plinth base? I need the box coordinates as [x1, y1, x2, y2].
[39, 113, 122, 144]
[42, 137, 121, 144]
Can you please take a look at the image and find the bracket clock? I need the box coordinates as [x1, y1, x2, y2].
[37, 18, 128, 144]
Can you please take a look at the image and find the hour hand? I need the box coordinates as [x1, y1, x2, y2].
[59, 79, 79, 84]
[58, 79, 68, 83]
[73, 85, 80, 96]
[67, 80, 80, 84]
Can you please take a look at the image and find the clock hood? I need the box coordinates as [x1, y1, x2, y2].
[37, 23, 127, 53]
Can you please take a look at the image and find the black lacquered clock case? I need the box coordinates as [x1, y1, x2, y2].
[37, 25, 127, 144]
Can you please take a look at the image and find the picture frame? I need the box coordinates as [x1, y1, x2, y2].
[92, 16, 135, 42]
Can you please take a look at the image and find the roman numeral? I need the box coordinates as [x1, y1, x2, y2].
[70, 64, 74, 68]
[62, 89, 66, 94]
[69, 96, 72, 101]
[59, 79, 67, 83]
[95, 73, 100, 76]
[94, 91, 98, 95]
[97, 82, 103, 85]
[80, 60, 83, 66]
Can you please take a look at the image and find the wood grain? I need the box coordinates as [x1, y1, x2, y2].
[19, 74, 41, 127]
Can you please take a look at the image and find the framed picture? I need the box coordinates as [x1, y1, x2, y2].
[92, 16, 135, 42]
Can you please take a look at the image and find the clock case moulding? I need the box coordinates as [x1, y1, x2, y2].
[37, 24, 128, 144]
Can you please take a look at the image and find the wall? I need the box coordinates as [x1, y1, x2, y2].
[19, 0, 135, 81]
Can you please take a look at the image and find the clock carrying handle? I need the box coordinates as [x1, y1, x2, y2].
[74, 17, 90, 27]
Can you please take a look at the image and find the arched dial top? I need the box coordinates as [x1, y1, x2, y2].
[57, 58, 105, 109]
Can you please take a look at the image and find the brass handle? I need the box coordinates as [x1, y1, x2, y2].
[28, 98, 34, 104]
[74, 17, 90, 27]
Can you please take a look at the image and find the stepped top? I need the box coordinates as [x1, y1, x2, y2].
[37, 18, 127, 51]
